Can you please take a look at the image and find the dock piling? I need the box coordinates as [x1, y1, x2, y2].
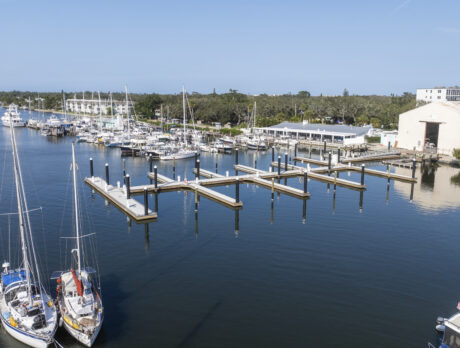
[173, 157, 176, 179]
[154, 166, 158, 189]
[89, 158, 94, 178]
[284, 153, 288, 171]
[235, 178, 240, 203]
[105, 163, 109, 187]
[126, 174, 131, 199]
[149, 156, 152, 184]
[123, 159, 126, 177]
[337, 149, 341, 164]
[412, 158, 416, 179]
[304, 171, 308, 194]
[235, 149, 239, 165]
[196, 160, 200, 179]
[271, 178, 275, 201]
[294, 143, 298, 158]
[360, 164, 365, 185]
[328, 152, 332, 172]
[272, 147, 274, 162]
[144, 187, 148, 215]
[277, 156, 281, 175]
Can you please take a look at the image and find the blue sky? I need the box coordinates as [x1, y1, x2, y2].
[0, 0, 459, 95]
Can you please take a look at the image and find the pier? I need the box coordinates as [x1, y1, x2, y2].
[85, 149, 418, 222]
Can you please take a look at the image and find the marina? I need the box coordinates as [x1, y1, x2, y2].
[0, 108, 459, 348]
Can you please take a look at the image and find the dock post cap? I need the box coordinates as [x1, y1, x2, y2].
[278, 155, 281, 158]
[144, 186, 147, 190]
[126, 174, 130, 177]
[154, 165, 157, 169]
[361, 164, 365, 167]
[105, 163, 108, 166]
[90, 157, 93, 160]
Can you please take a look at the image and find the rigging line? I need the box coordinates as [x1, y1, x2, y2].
[0, 207, 43, 216]
[11, 127, 43, 291]
[60, 233, 96, 239]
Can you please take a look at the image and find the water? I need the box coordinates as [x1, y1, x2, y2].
[1, 109, 460, 347]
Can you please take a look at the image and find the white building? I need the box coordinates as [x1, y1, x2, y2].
[256, 121, 373, 145]
[380, 131, 398, 147]
[66, 99, 133, 115]
[416, 87, 460, 104]
[397, 101, 460, 155]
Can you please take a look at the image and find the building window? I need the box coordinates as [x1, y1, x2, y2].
[438, 90, 441, 93]
[437, 96, 441, 99]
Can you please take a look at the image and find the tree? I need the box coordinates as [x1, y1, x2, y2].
[343, 88, 349, 97]
[136, 94, 162, 118]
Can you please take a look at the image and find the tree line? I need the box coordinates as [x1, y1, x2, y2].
[0, 89, 416, 129]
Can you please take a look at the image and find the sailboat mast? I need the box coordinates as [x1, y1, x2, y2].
[98, 91, 102, 132]
[125, 86, 130, 138]
[254, 101, 257, 132]
[182, 85, 187, 146]
[9, 117, 32, 303]
[71, 143, 82, 276]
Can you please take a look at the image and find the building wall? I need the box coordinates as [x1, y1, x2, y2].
[380, 132, 398, 147]
[416, 88, 460, 103]
[397, 102, 460, 155]
[416, 88, 447, 103]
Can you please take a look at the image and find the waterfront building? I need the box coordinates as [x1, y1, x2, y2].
[66, 98, 134, 115]
[416, 87, 460, 104]
[380, 131, 398, 147]
[256, 121, 373, 145]
[397, 101, 460, 155]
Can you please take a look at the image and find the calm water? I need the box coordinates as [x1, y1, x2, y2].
[1, 109, 460, 348]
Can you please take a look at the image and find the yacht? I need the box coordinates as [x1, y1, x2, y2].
[1, 104, 25, 127]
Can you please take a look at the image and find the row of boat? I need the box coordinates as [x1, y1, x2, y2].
[1, 114, 102, 347]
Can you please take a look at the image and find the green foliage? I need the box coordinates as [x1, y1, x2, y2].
[0, 90, 416, 129]
[136, 94, 162, 118]
[366, 136, 381, 143]
[220, 127, 243, 136]
[453, 149, 460, 160]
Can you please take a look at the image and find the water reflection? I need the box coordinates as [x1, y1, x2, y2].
[394, 165, 460, 212]
[234, 209, 239, 237]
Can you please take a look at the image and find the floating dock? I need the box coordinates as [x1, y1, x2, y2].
[85, 177, 157, 222]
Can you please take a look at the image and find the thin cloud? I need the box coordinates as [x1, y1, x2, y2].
[391, 0, 412, 14]
[436, 27, 460, 34]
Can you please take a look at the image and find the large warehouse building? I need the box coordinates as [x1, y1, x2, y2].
[397, 102, 460, 155]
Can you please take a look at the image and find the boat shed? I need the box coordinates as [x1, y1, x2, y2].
[397, 102, 460, 155]
[256, 122, 373, 145]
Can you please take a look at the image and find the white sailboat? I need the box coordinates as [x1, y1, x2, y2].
[1, 104, 25, 127]
[0, 113, 58, 347]
[160, 86, 197, 160]
[53, 143, 103, 347]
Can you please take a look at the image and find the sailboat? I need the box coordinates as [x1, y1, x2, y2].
[160, 86, 198, 160]
[53, 143, 103, 347]
[0, 113, 58, 347]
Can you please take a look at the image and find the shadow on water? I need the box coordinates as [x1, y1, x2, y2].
[176, 300, 223, 348]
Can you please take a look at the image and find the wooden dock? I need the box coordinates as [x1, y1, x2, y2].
[85, 177, 157, 222]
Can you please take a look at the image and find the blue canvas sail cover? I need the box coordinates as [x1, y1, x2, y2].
[2, 270, 26, 287]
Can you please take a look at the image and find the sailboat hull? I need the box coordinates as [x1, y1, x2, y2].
[1, 317, 51, 348]
[62, 318, 103, 347]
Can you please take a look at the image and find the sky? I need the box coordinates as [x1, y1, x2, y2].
[0, 0, 459, 95]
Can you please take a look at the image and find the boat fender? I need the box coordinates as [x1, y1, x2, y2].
[9, 316, 18, 327]
[436, 324, 446, 332]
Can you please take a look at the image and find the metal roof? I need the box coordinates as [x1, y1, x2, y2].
[260, 122, 372, 136]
